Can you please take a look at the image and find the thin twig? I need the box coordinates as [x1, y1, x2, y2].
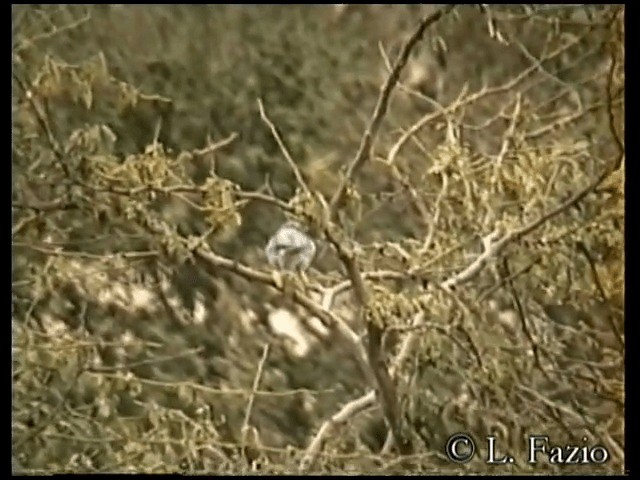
[87, 347, 204, 374]
[385, 29, 589, 165]
[576, 241, 608, 303]
[13, 10, 91, 54]
[575, 241, 623, 347]
[491, 93, 522, 189]
[90, 371, 334, 398]
[12, 213, 38, 237]
[242, 344, 270, 431]
[12, 198, 78, 212]
[75, 177, 293, 213]
[12, 242, 158, 260]
[12, 71, 67, 173]
[329, 5, 455, 217]
[193, 132, 239, 157]
[501, 257, 552, 381]
[258, 99, 310, 194]
[513, 35, 582, 110]
[299, 391, 377, 472]
[420, 173, 449, 254]
[476, 255, 541, 302]
[377, 41, 445, 112]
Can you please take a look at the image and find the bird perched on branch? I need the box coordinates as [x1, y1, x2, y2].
[265, 221, 316, 272]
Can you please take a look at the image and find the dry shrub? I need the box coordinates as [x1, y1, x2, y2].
[12, 5, 623, 474]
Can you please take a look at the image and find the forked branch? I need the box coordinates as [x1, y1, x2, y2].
[328, 5, 455, 219]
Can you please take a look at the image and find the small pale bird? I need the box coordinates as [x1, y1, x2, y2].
[265, 221, 316, 272]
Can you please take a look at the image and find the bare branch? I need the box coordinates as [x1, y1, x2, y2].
[12, 213, 38, 237]
[420, 172, 449, 254]
[258, 99, 310, 195]
[13, 10, 92, 54]
[491, 92, 522, 188]
[377, 41, 445, 112]
[386, 29, 590, 165]
[339, 156, 621, 461]
[193, 132, 239, 157]
[476, 255, 541, 302]
[299, 391, 377, 472]
[241, 343, 270, 462]
[575, 241, 623, 347]
[87, 347, 204, 374]
[12, 198, 79, 212]
[329, 5, 455, 217]
[13, 242, 159, 261]
[313, 9, 456, 452]
[191, 245, 371, 379]
[500, 257, 552, 381]
[321, 225, 410, 453]
[87, 371, 335, 398]
[242, 344, 270, 431]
